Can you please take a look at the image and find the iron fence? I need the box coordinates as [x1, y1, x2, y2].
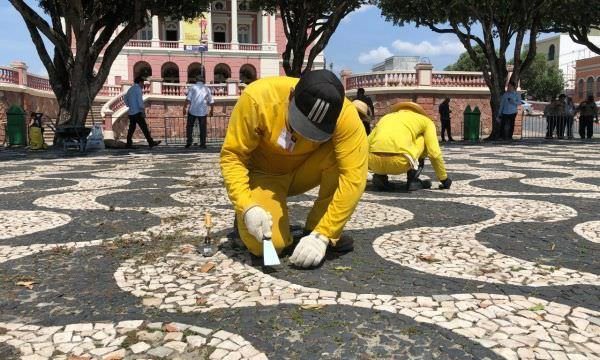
[521, 114, 599, 139]
[140, 115, 230, 146]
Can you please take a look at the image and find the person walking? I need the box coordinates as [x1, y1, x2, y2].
[438, 97, 453, 142]
[123, 77, 161, 148]
[578, 95, 599, 139]
[183, 75, 214, 148]
[497, 81, 520, 141]
[354, 88, 375, 118]
[564, 96, 576, 139]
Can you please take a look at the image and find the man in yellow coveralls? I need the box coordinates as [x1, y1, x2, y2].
[368, 102, 452, 192]
[220, 70, 368, 268]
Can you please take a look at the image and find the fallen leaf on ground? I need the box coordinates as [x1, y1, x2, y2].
[199, 262, 216, 273]
[418, 254, 440, 263]
[334, 266, 352, 271]
[16, 281, 36, 290]
[196, 297, 208, 305]
[300, 304, 325, 310]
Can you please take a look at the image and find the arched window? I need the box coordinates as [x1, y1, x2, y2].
[137, 23, 152, 41]
[548, 44, 555, 61]
[133, 61, 152, 79]
[213, 1, 225, 11]
[214, 63, 231, 83]
[578, 79, 584, 99]
[213, 24, 226, 43]
[587, 76, 595, 97]
[239, 64, 257, 84]
[188, 63, 206, 83]
[162, 62, 180, 83]
[238, 24, 250, 44]
[238, 0, 249, 11]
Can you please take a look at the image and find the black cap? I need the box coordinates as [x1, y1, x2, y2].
[288, 69, 345, 142]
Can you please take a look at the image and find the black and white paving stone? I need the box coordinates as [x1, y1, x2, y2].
[0, 142, 599, 359]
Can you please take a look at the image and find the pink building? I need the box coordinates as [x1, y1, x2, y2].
[105, 0, 324, 87]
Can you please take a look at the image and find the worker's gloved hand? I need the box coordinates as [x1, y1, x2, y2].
[289, 232, 329, 268]
[439, 177, 453, 190]
[243, 206, 272, 242]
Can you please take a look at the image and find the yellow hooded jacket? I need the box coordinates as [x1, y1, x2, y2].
[220, 76, 368, 239]
[368, 109, 447, 181]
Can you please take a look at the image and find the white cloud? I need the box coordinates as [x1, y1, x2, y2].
[392, 39, 465, 57]
[342, 4, 375, 23]
[358, 46, 393, 64]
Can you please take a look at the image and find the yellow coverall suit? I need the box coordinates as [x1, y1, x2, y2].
[368, 105, 448, 181]
[220, 76, 368, 256]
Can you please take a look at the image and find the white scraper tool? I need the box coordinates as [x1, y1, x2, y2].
[263, 236, 280, 266]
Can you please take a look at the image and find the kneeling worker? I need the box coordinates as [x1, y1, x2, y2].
[368, 102, 452, 191]
[220, 70, 368, 268]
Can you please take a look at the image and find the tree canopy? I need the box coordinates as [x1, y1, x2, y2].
[377, 0, 558, 138]
[10, 0, 210, 126]
[444, 46, 485, 71]
[251, 0, 370, 76]
[550, 0, 600, 54]
[519, 54, 564, 101]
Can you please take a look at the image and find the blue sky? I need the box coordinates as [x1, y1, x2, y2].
[0, 2, 551, 77]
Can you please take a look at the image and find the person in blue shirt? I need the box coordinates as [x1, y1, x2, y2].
[123, 77, 161, 148]
[497, 81, 520, 140]
[183, 75, 214, 148]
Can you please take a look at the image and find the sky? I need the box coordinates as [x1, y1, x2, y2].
[0, 2, 553, 77]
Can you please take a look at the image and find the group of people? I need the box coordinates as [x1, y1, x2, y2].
[219, 70, 451, 268]
[544, 94, 598, 139]
[123, 74, 215, 148]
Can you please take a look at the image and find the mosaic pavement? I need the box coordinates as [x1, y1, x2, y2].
[0, 142, 599, 359]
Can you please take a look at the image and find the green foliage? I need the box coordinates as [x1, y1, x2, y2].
[520, 54, 565, 101]
[249, 0, 370, 76]
[444, 46, 485, 71]
[550, 0, 600, 54]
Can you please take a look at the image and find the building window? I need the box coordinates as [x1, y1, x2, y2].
[213, 24, 226, 43]
[165, 22, 179, 41]
[214, 63, 231, 83]
[578, 79, 584, 99]
[238, 1, 249, 11]
[162, 62, 180, 83]
[213, 1, 225, 11]
[238, 24, 250, 44]
[240, 64, 257, 84]
[137, 24, 152, 40]
[548, 44, 555, 61]
[587, 77, 595, 97]
[188, 63, 206, 83]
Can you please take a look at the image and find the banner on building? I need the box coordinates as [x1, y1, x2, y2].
[182, 14, 209, 46]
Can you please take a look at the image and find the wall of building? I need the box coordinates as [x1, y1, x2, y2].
[574, 55, 600, 103]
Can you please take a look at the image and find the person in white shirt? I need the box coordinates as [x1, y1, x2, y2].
[183, 75, 214, 148]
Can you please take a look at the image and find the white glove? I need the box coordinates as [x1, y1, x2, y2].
[289, 232, 329, 268]
[243, 206, 272, 242]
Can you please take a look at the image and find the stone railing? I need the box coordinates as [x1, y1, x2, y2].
[344, 67, 488, 91]
[160, 41, 179, 49]
[27, 74, 52, 92]
[239, 43, 262, 51]
[212, 43, 232, 50]
[98, 85, 121, 97]
[0, 66, 19, 84]
[126, 40, 152, 48]
[431, 71, 487, 87]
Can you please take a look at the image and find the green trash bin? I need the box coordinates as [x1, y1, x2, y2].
[6, 105, 27, 146]
[463, 105, 481, 141]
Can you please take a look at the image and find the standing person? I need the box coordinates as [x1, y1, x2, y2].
[564, 96, 576, 139]
[578, 95, 599, 139]
[220, 70, 368, 269]
[123, 77, 161, 148]
[183, 75, 214, 149]
[368, 102, 452, 192]
[438, 97, 453, 142]
[555, 94, 568, 139]
[497, 81, 520, 141]
[354, 88, 375, 118]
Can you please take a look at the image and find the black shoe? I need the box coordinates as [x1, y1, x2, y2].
[441, 139, 446, 142]
[149, 140, 161, 148]
[448, 138, 455, 142]
[185, 143, 192, 149]
[372, 174, 395, 191]
[198, 144, 207, 149]
[407, 178, 431, 191]
[328, 234, 354, 253]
